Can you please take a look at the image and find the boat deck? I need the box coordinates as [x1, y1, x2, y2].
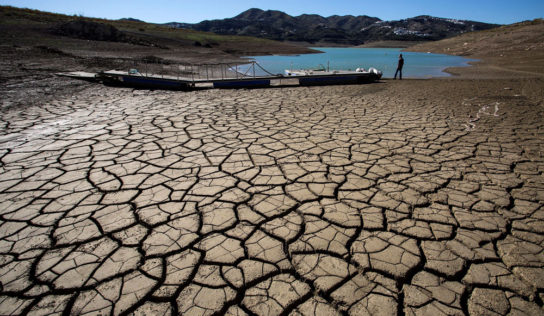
[57, 68, 381, 90]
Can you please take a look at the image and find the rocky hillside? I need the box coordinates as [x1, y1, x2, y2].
[409, 19, 544, 57]
[169, 8, 499, 45]
[0, 5, 315, 65]
[408, 19, 544, 76]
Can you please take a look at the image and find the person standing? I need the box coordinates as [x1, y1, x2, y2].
[394, 54, 404, 80]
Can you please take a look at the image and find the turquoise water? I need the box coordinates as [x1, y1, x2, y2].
[243, 47, 476, 78]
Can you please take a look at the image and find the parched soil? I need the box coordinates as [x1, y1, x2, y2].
[0, 8, 543, 316]
[0, 76, 543, 315]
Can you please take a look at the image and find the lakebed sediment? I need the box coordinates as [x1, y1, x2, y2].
[0, 75, 543, 314]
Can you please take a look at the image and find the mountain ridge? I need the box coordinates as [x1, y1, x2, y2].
[167, 8, 500, 45]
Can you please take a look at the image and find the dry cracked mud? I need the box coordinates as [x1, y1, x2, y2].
[0, 79, 543, 315]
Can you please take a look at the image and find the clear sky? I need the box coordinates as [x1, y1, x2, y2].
[1, 0, 542, 25]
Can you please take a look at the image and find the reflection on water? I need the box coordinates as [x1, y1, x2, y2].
[244, 48, 476, 78]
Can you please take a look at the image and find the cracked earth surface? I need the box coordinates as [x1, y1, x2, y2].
[0, 80, 543, 315]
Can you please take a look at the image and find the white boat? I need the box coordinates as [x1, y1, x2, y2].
[284, 65, 382, 85]
[285, 65, 382, 77]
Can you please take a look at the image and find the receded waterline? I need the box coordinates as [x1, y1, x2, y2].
[243, 47, 477, 78]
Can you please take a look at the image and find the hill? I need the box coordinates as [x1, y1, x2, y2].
[0, 5, 315, 65]
[174, 8, 499, 45]
[408, 19, 544, 77]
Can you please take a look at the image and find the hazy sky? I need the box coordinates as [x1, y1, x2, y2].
[1, 0, 542, 24]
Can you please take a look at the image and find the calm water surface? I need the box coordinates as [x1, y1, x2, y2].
[244, 48, 476, 78]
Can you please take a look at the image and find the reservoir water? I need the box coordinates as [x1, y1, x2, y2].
[244, 47, 476, 78]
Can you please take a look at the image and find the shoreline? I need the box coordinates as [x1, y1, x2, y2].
[245, 47, 480, 80]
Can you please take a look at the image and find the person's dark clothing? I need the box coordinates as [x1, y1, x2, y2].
[394, 55, 404, 80]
